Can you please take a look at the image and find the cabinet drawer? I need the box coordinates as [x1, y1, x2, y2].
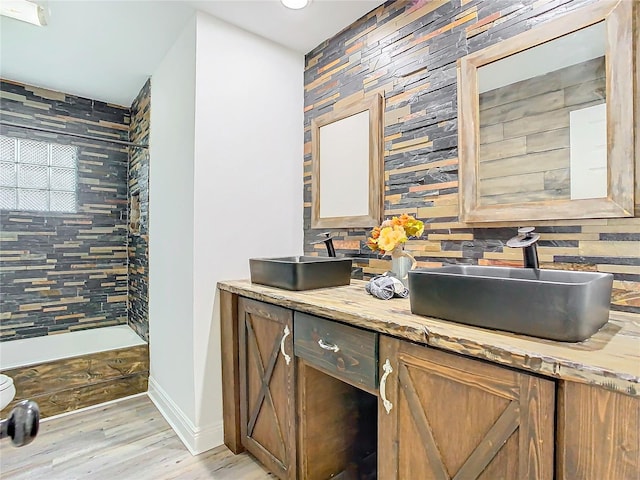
[294, 312, 378, 391]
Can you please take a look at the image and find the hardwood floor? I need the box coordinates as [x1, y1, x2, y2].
[0, 395, 274, 480]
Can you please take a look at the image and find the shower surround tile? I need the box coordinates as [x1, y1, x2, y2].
[0, 80, 130, 340]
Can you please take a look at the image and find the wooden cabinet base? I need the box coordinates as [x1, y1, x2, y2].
[221, 293, 638, 480]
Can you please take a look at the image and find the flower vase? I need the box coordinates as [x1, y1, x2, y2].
[390, 246, 417, 287]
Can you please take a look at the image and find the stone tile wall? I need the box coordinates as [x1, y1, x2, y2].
[128, 80, 150, 342]
[0, 80, 130, 340]
[303, 0, 639, 314]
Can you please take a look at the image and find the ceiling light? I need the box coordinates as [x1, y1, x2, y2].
[1, 0, 47, 26]
[281, 0, 311, 10]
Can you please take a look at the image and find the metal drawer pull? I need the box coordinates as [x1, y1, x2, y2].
[380, 359, 393, 414]
[317, 338, 340, 353]
[280, 325, 291, 365]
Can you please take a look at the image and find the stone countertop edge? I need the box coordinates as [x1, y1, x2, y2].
[218, 279, 640, 397]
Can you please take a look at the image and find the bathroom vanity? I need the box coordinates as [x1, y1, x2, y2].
[218, 280, 639, 480]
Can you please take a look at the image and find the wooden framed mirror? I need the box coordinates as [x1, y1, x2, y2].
[311, 94, 383, 229]
[457, 0, 635, 223]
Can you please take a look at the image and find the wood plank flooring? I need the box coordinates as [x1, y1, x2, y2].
[0, 395, 274, 480]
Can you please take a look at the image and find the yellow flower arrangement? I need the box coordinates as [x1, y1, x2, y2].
[366, 214, 424, 255]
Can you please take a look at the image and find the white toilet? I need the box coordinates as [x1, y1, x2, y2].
[0, 374, 16, 410]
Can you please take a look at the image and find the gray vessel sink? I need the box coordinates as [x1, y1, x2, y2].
[249, 256, 352, 291]
[408, 265, 613, 342]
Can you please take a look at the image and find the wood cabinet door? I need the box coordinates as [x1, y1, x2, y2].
[378, 336, 555, 480]
[238, 298, 295, 480]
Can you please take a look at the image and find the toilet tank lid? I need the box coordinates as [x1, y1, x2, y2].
[0, 374, 13, 389]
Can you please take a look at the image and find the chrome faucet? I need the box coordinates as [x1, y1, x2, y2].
[506, 227, 540, 269]
[311, 232, 336, 257]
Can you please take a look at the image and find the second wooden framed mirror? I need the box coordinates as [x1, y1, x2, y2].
[457, 0, 635, 223]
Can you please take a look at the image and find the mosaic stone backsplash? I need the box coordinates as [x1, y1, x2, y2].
[0, 80, 131, 340]
[303, 0, 639, 314]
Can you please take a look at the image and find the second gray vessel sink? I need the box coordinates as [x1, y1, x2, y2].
[250, 256, 352, 291]
[408, 265, 613, 342]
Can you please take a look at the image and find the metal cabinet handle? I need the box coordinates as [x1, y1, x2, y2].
[317, 338, 340, 353]
[280, 325, 291, 365]
[380, 358, 393, 414]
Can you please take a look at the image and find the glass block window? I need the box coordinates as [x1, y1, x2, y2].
[0, 135, 77, 212]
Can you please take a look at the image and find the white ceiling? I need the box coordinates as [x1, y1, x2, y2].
[188, 1, 382, 54]
[0, 0, 382, 107]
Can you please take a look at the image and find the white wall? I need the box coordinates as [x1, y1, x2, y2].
[192, 10, 304, 446]
[148, 16, 198, 439]
[149, 11, 304, 455]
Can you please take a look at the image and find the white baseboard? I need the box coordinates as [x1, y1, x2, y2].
[147, 376, 223, 455]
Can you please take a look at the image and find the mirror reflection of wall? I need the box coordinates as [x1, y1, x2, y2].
[477, 22, 606, 207]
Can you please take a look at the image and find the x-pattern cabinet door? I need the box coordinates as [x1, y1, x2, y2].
[378, 336, 555, 480]
[238, 298, 295, 480]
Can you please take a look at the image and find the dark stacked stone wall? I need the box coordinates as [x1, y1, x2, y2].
[0, 80, 130, 340]
[303, 0, 639, 314]
[128, 80, 150, 342]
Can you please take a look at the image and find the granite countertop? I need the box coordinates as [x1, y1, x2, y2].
[218, 279, 640, 397]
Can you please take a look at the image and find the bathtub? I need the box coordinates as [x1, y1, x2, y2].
[0, 325, 146, 370]
[0, 325, 149, 418]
